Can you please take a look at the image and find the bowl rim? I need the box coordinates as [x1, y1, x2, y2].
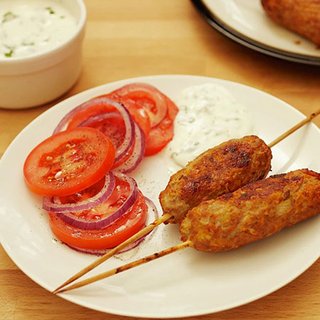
[0, 0, 87, 66]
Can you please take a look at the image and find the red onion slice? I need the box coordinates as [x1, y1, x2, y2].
[42, 172, 116, 213]
[52, 96, 109, 134]
[56, 172, 138, 230]
[138, 196, 160, 242]
[78, 111, 121, 128]
[116, 196, 159, 254]
[53, 106, 84, 134]
[144, 196, 160, 221]
[114, 123, 145, 173]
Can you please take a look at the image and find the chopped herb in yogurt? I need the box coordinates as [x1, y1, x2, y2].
[2, 11, 17, 23]
[46, 7, 55, 15]
[4, 47, 13, 57]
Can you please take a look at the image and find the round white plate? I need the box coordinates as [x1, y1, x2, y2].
[0, 75, 319, 318]
[192, 0, 320, 65]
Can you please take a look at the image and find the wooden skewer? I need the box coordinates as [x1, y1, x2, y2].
[52, 213, 172, 293]
[54, 240, 192, 294]
[268, 108, 320, 148]
[52, 108, 320, 294]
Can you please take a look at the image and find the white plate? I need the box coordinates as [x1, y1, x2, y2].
[192, 0, 320, 65]
[0, 75, 320, 318]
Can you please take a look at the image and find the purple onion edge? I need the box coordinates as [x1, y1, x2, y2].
[42, 172, 115, 213]
[56, 172, 138, 230]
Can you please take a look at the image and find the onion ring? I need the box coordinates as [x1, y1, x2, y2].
[78, 111, 121, 128]
[42, 172, 115, 213]
[115, 196, 159, 253]
[114, 123, 145, 173]
[56, 172, 138, 230]
[66, 196, 159, 255]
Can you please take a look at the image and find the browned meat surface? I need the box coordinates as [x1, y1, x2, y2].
[180, 169, 320, 252]
[261, 0, 320, 46]
[159, 135, 272, 224]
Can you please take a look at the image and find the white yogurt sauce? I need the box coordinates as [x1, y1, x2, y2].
[168, 83, 255, 167]
[0, 0, 77, 59]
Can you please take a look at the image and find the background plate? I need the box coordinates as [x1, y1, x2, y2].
[192, 0, 320, 66]
[0, 75, 319, 318]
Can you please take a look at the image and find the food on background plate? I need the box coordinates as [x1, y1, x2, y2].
[261, 0, 320, 46]
[23, 82, 177, 254]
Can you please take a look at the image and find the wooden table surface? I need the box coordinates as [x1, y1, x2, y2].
[0, 1, 319, 319]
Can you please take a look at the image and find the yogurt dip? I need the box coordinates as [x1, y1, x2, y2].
[0, 0, 78, 59]
[168, 83, 255, 167]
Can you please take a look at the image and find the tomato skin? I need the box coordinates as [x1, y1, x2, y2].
[145, 96, 179, 156]
[48, 191, 148, 250]
[166, 96, 179, 119]
[23, 128, 115, 196]
[145, 119, 174, 156]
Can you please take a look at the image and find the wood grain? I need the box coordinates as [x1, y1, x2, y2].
[0, 0, 319, 319]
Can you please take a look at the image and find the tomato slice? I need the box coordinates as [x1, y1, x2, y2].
[48, 178, 148, 250]
[109, 83, 179, 156]
[145, 96, 179, 156]
[23, 127, 115, 196]
[71, 111, 135, 169]
[105, 93, 151, 137]
[109, 83, 167, 128]
[80, 113, 126, 150]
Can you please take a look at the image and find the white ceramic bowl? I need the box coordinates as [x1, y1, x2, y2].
[0, 0, 86, 109]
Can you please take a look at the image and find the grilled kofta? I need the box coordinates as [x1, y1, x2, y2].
[180, 169, 320, 252]
[160, 135, 272, 224]
[261, 0, 320, 46]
